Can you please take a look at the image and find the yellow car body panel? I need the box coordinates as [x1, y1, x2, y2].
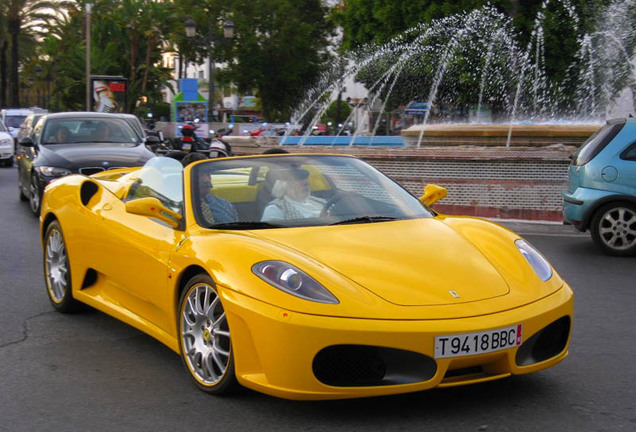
[39, 155, 574, 400]
[221, 284, 572, 400]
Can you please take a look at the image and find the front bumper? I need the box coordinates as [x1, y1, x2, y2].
[221, 283, 574, 400]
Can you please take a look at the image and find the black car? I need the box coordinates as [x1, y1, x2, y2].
[17, 112, 155, 215]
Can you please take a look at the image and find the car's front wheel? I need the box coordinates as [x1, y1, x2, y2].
[178, 274, 238, 394]
[44, 221, 80, 313]
[590, 202, 636, 256]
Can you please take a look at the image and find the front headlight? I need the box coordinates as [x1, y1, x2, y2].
[35, 166, 72, 177]
[515, 239, 553, 281]
[252, 261, 339, 304]
[0, 138, 12, 147]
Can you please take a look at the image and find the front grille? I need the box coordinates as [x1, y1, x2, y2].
[313, 345, 437, 387]
[79, 166, 127, 176]
[79, 167, 105, 175]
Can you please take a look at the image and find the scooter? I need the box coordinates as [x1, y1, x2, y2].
[179, 119, 204, 152]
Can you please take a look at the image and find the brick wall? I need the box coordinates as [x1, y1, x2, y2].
[371, 158, 570, 221]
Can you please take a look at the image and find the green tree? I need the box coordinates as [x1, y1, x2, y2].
[3, 0, 70, 106]
[338, 0, 621, 118]
[339, 0, 507, 50]
[38, 0, 178, 112]
[222, 0, 333, 121]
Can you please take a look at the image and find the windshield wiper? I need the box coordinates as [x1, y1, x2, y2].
[329, 216, 398, 226]
[209, 221, 286, 230]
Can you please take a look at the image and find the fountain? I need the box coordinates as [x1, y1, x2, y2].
[280, 0, 635, 149]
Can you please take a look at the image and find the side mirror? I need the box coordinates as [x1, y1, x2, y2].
[125, 197, 182, 228]
[19, 137, 35, 147]
[419, 184, 447, 207]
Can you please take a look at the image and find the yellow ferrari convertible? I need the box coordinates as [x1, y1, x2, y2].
[40, 154, 573, 400]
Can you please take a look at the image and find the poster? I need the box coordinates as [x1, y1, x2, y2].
[91, 76, 128, 113]
[174, 101, 209, 137]
[175, 102, 207, 122]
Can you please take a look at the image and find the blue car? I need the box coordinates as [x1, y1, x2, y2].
[563, 118, 636, 256]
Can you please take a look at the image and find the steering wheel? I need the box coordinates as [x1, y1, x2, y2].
[320, 190, 353, 217]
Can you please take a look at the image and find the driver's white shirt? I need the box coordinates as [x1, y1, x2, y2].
[262, 196, 324, 221]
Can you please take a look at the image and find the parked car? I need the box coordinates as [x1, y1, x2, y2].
[0, 107, 46, 145]
[16, 111, 47, 149]
[16, 112, 155, 215]
[0, 120, 14, 167]
[563, 117, 636, 256]
[40, 154, 573, 399]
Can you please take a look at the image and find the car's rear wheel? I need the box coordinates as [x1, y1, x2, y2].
[29, 175, 41, 216]
[178, 274, 238, 394]
[44, 221, 80, 313]
[590, 202, 636, 256]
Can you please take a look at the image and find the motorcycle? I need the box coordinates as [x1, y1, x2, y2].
[168, 119, 232, 161]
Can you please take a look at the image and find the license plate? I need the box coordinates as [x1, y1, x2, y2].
[434, 324, 523, 359]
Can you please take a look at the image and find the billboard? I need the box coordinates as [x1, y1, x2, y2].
[91, 76, 128, 113]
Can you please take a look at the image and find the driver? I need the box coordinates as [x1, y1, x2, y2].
[54, 126, 71, 143]
[95, 123, 113, 141]
[261, 167, 326, 221]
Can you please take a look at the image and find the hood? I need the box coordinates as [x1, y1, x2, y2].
[37, 143, 153, 170]
[254, 218, 510, 306]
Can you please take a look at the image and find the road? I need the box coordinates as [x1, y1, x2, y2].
[0, 164, 635, 432]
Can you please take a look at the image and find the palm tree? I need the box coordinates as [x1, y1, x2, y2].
[5, 0, 71, 106]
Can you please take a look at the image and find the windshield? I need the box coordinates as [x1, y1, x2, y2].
[125, 157, 184, 223]
[0, 122, 6, 133]
[190, 155, 432, 229]
[42, 117, 140, 145]
[5, 115, 27, 128]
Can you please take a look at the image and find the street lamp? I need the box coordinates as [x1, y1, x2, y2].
[185, 17, 234, 125]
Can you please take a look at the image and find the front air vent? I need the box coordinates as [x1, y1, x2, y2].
[81, 268, 98, 289]
[515, 316, 571, 366]
[313, 345, 437, 387]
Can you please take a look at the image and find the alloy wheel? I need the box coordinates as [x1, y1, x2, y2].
[29, 176, 41, 214]
[45, 228, 69, 303]
[597, 206, 636, 252]
[180, 283, 231, 386]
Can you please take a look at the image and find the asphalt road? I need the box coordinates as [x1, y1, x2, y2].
[0, 164, 635, 432]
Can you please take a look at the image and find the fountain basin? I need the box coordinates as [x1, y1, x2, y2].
[402, 123, 601, 147]
[279, 136, 404, 146]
